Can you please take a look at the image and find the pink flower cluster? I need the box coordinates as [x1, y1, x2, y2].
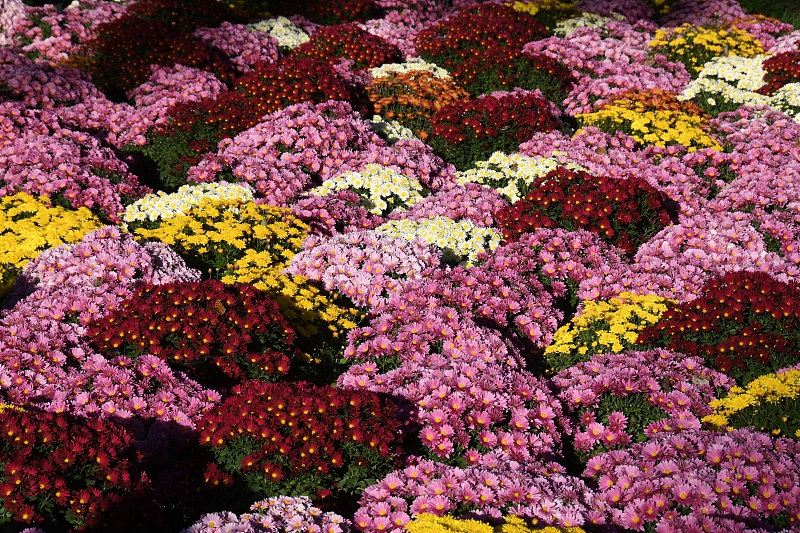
[356, 457, 606, 531]
[188, 100, 454, 205]
[0, 122, 149, 222]
[287, 230, 442, 308]
[290, 189, 385, 236]
[0, 227, 217, 427]
[7, 0, 125, 63]
[108, 64, 228, 147]
[554, 349, 733, 456]
[660, 0, 746, 27]
[194, 22, 280, 73]
[0, 0, 26, 48]
[389, 183, 509, 227]
[181, 496, 350, 533]
[585, 428, 800, 532]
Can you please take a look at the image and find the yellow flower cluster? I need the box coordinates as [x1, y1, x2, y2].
[576, 106, 722, 151]
[133, 198, 359, 337]
[310, 164, 427, 215]
[406, 514, 586, 533]
[456, 152, 588, 204]
[123, 182, 254, 226]
[0, 193, 103, 298]
[370, 58, 451, 80]
[510, 0, 580, 29]
[0, 404, 25, 413]
[544, 293, 672, 373]
[648, 24, 764, 75]
[248, 16, 309, 48]
[703, 369, 800, 438]
[376, 216, 501, 266]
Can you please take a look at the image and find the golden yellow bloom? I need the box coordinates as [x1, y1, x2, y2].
[134, 198, 361, 337]
[0, 193, 103, 298]
[406, 514, 586, 533]
[545, 293, 672, 374]
[649, 24, 764, 75]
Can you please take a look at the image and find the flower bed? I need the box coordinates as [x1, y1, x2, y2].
[3, 0, 800, 531]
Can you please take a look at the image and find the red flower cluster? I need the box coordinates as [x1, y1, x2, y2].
[0, 409, 153, 532]
[638, 271, 800, 384]
[495, 167, 671, 254]
[126, 0, 243, 32]
[87, 15, 235, 96]
[416, 4, 548, 69]
[142, 57, 352, 190]
[276, 0, 381, 25]
[757, 51, 800, 95]
[429, 90, 562, 170]
[87, 281, 295, 390]
[197, 380, 402, 499]
[291, 23, 402, 72]
[451, 47, 575, 102]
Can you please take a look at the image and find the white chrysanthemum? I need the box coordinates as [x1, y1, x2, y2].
[122, 183, 254, 226]
[553, 13, 621, 37]
[457, 151, 588, 204]
[680, 55, 770, 108]
[369, 58, 451, 80]
[310, 164, 426, 215]
[376, 217, 501, 266]
[369, 115, 420, 143]
[248, 16, 309, 48]
[770, 83, 800, 123]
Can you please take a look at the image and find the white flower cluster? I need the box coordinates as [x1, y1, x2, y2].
[310, 164, 426, 216]
[248, 16, 309, 49]
[770, 83, 800, 122]
[122, 183, 253, 225]
[553, 13, 621, 37]
[681, 55, 800, 123]
[456, 151, 588, 204]
[369, 57, 451, 80]
[369, 115, 420, 143]
[680, 55, 770, 107]
[376, 216, 501, 266]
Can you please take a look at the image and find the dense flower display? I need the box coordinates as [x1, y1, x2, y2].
[637, 271, 800, 384]
[4, 0, 800, 531]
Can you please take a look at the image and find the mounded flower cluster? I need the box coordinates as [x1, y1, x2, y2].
[122, 182, 254, 231]
[449, 47, 576, 104]
[554, 348, 733, 459]
[290, 23, 402, 72]
[544, 293, 673, 374]
[0, 409, 154, 531]
[86, 280, 296, 390]
[585, 428, 800, 532]
[456, 152, 588, 204]
[390, 183, 509, 228]
[648, 24, 764, 76]
[366, 69, 471, 142]
[181, 496, 350, 533]
[133, 199, 361, 340]
[429, 89, 563, 171]
[407, 513, 587, 533]
[376, 217, 501, 266]
[287, 230, 442, 309]
[704, 366, 800, 439]
[495, 166, 672, 255]
[290, 190, 385, 237]
[757, 51, 800, 95]
[637, 271, 800, 384]
[0, 192, 102, 297]
[196, 380, 403, 500]
[415, 4, 548, 69]
[510, 0, 581, 32]
[140, 58, 352, 189]
[193, 21, 280, 73]
[0, 227, 216, 426]
[276, 0, 380, 25]
[248, 17, 310, 50]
